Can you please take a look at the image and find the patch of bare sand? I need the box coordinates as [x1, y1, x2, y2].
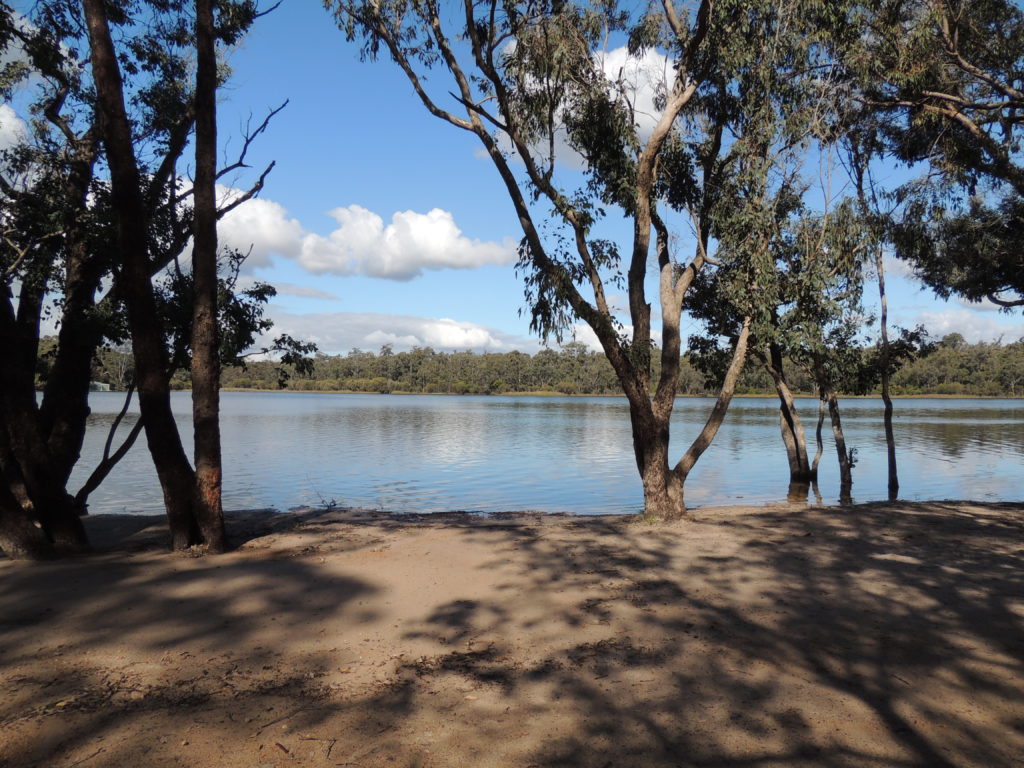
[1, 501, 1022, 768]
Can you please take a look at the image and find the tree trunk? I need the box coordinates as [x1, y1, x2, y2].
[0, 481, 54, 560]
[875, 250, 899, 499]
[0, 301, 90, 555]
[84, 0, 202, 550]
[38, 146, 101, 487]
[760, 344, 814, 483]
[190, 0, 226, 552]
[812, 395, 825, 475]
[824, 386, 853, 502]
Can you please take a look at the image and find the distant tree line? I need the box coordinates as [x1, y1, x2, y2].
[77, 335, 1024, 399]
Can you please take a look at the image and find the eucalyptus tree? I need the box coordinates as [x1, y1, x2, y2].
[853, 0, 1024, 309]
[0, 0, 282, 558]
[780, 203, 871, 499]
[843, 125, 901, 496]
[330, 0, 850, 520]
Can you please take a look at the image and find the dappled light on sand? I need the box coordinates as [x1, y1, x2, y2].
[1, 501, 1022, 767]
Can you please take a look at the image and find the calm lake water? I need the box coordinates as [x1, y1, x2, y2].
[69, 392, 1023, 516]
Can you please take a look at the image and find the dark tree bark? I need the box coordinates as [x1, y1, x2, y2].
[190, 0, 226, 552]
[0, 285, 89, 558]
[83, 0, 202, 550]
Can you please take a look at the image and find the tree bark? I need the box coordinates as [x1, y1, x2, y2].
[876, 251, 899, 499]
[812, 395, 825, 476]
[0, 480, 54, 560]
[628, 316, 751, 523]
[190, 0, 226, 552]
[760, 344, 814, 483]
[0, 294, 90, 556]
[84, 0, 201, 550]
[823, 385, 853, 502]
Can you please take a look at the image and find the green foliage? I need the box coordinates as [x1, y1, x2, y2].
[847, 0, 1024, 308]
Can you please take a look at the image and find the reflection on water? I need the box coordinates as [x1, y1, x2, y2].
[69, 393, 1023, 516]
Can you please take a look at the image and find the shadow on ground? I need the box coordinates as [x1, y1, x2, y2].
[0, 502, 1021, 767]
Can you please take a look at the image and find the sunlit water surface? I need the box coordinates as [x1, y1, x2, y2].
[70, 392, 1023, 515]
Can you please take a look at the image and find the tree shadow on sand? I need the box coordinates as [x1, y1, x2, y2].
[1, 503, 1021, 767]
[287, 503, 1024, 768]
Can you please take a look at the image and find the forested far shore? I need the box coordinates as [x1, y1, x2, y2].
[79, 333, 1024, 398]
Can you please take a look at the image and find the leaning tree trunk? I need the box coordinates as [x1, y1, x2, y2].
[84, 0, 202, 550]
[821, 384, 853, 503]
[189, 0, 227, 552]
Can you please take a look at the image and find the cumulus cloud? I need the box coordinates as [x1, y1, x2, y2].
[262, 311, 539, 354]
[216, 190, 304, 269]
[568, 321, 658, 352]
[597, 47, 674, 142]
[216, 190, 516, 280]
[484, 45, 674, 171]
[297, 205, 517, 280]
[912, 308, 1024, 343]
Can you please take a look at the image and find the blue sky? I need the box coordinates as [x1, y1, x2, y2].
[7, 1, 1024, 354]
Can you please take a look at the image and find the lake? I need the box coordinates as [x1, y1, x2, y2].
[69, 392, 1023, 516]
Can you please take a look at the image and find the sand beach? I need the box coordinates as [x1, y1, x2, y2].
[1, 501, 1022, 767]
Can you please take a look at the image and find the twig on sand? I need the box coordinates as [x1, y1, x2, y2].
[68, 748, 106, 767]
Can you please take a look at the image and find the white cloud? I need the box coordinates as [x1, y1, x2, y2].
[913, 308, 1024, 343]
[297, 205, 516, 280]
[570, 323, 603, 352]
[272, 282, 341, 301]
[485, 45, 674, 170]
[262, 311, 539, 354]
[955, 295, 1008, 314]
[597, 47, 673, 142]
[216, 191, 516, 280]
[568, 321, 659, 352]
[216, 189, 304, 269]
[881, 253, 916, 280]
[234, 275, 340, 301]
[0, 105, 27, 151]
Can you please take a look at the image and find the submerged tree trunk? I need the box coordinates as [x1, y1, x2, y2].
[84, 0, 202, 550]
[190, 0, 226, 552]
[812, 396, 825, 475]
[760, 344, 814, 484]
[876, 252, 899, 499]
[823, 385, 853, 502]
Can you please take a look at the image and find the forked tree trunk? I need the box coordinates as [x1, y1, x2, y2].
[190, 0, 227, 552]
[84, 0, 202, 550]
[760, 344, 814, 483]
[630, 318, 751, 521]
[0, 350, 89, 557]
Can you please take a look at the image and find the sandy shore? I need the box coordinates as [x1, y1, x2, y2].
[1, 501, 1022, 767]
